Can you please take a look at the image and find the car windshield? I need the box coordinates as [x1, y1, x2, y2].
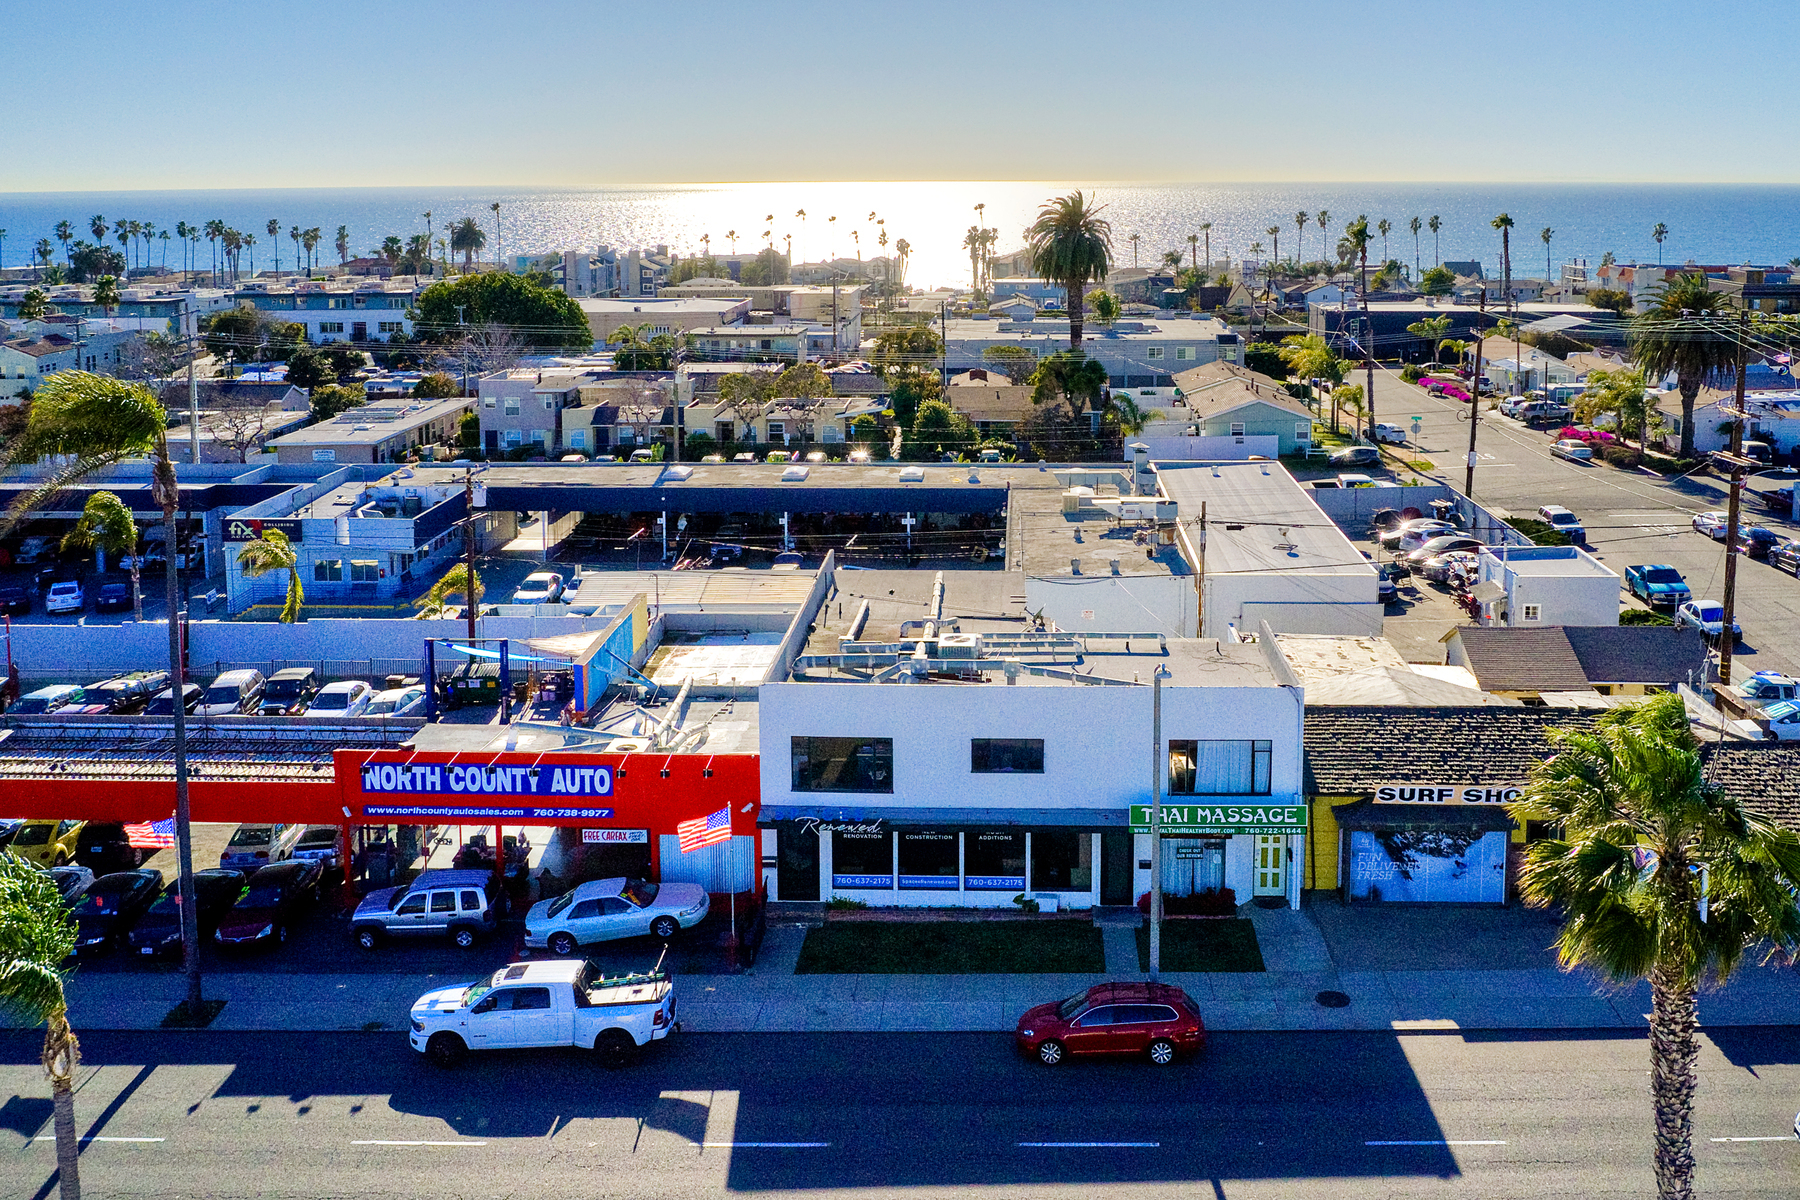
[240, 886, 282, 908]
[265, 679, 308, 699]
[310, 690, 351, 710]
[1056, 992, 1089, 1020]
[74, 885, 131, 914]
[546, 890, 578, 918]
[1698, 605, 1724, 620]
[144, 692, 181, 714]
[621, 881, 658, 908]
[12, 824, 50, 846]
[1548, 513, 1577, 526]
[228, 828, 272, 847]
[462, 982, 493, 1007]
[1643, 569, 1682, 583]
[146, 889, 186, 915]
[11, 694, 64, 714]
[203, 685, 240, 706]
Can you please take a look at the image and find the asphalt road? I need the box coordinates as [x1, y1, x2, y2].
[1377, 369, 1800, 679]
[2, 1027, 1796, 1199]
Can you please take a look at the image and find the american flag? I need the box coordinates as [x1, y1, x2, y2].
[124, 816, 176, 850]
[1776, 353, 1792, 365]
[676, 805, 733, 854]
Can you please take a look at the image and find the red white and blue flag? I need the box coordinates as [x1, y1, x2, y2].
[676, 805, 733, 854]
[124, 816, 176, 850]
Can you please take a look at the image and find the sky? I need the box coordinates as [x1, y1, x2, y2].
[3, 0, 1794, 191]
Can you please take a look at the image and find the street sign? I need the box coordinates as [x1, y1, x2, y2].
[1130, 802, 1307, 836]
[224, 517, 305, 543]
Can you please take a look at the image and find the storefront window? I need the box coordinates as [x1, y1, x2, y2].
[792, 737, 893, 793]
[1030, 830, 1092, 892]
[970, 738, 1044, 773]
[1160, 838, 1225, 896]
[964, 831, 1025, 890]
[1168, 740, 1272, 795]
[898, 830, 958, 890]
[831, 828, 892, 889]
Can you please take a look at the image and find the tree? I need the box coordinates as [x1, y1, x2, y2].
[335, 225, 350, 266]
[1631, 273, 1737, 459]
[1294, 211, 1309, 266]
[1492, 212, 1515, 310]
[310, 383, 368, 423]
[776, 362, 833, 399]
[1377, 218, 1391, 261]
[1086, 289, 1121, 327]
[1242, 343, 1289, 380]
[1026, 191, 1113, 350]
[284, 347, 338, 391]
[17, 288, 48, 321]
[1019, 394, 1102, 461]
[1279, 333, 1345, 428]
[1112, 396, 1157, 437]
[982, 344, 1038, 384]
[873, 324, 941, 375]
[1030, 350, 1109, 415]
[208, 390, 279, 463]
[200, 305, 264, 362]
[62, 490, 142, 620]
[413, 371, 459, 399]
[908, 398, 977, 460]
[415, 562, 483, 618]
[0, 852, 83, 1200]
[1406, 314, 1454, 362]
[1409, 216, 1422, 277]
[236, 528, 304, 623]
[1419, 265, 1455, 296]
[458, 411, 480, 449]
[1652, 222, 1669, 265]
[1589, 288, 1633, 317]
[964, 225, 985, 296]
[1541, 227, 1555, 291]
[1428, 215, 1442, 266]
[1511, 693, 1800, 1200]
[1344, 215, 1378, 441]
[414, 273, 590, 350]
[1161, 249, 1185, 275]
[3, 371, 206, 1020]
[887, 368, 939, 432]
[1578, 366, 1652, 447]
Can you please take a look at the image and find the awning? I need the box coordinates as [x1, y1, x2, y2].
[760, 805, 1127, 827]
[524, 631, 606, 660]
[1329, 799, 1515, 833]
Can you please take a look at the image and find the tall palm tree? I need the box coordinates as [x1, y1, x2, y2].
[63, 489, 143, 620]
[1294, 210, 1308, 265]
[1279, 333, 1345, 430]
[1315, 211, 1330, 261]
[1345, 216, 1378, 441]
[159, 229, 170, 269]
[53, 220, 73, 266]
[93, 274, 120, 319]
[1428, 215, 1441, 266]
[450, 218, 485, 270]
[236, 529, 304, 623]
[1201, 222, 1213, 271]
[264, 219, 279, 273]
[1377, 218, 1391, 262]
[205, 219, 225, 282]
[1128, 232, 1140, 268]
[964, 225, 984, 295]
[335, 225, 350, 267]
[490, 202, 502, 267]
[1266, 226, 1280, 268]
[290, 225, 302, 277]
[1187, 233, 1199, 271]
[1492, 212, 1515, 311]
[0, 852, 84, 1200]
[422, 210, 433, 274]
[0, 227, 7, 269]
[726, 230, 738, 258]
[794, 209, 806, 262]
[303, 228, 322, 277]
[4, 371, 206, 1017]
[1652, 222, 1669, 265]
[114, 220, 130, 270]
[894, 238, 910, 291]
[1161, 249, 1185, 274]
[1025, 190, 1113, 351]
[1512, 693, 1800, 1200]
[1409, 216, 1422, 278]
[1631, 274, 1738, 459]
[1541, 227, 1554, 292]
[33, 239, 53, 279]
[1406, 314, 1454, 363]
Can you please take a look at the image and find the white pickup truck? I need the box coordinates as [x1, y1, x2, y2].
[410, 958, 677, 1068]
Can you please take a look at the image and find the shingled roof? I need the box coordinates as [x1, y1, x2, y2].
[1303, 705, 1598, 794]
[1446, 627, 1590, 692]
[1562, 626, 1708, 687]
[1702, 742, 1800, 831]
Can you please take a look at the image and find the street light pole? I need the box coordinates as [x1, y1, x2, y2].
[463, 469, 478, 646]
[1465, 294, 1486, 497]
[1149, 664, 1165, 982]
[1719, 308, 1750, 686]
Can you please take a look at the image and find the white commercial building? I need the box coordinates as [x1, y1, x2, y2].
[1472, 544, 1620, 628]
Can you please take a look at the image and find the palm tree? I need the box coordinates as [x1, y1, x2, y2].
[92, 274, 120, 319]
[244, 232, 257, 277]
[422, 211, 433, 275]
[1345, 215, 1378, 441]
[1377, 218, 1391, 262]
[794, 209, 806, 262]
[335, 224, 350, 267]
[1542, 227, 1555, 292]
[1128, 232, 1140, 268]
[290, 225, 302, 277]
[53, 220, 73, 267]
[33, 239, 53, 279]
[1652, 222, 1669, 265]
[1631, 273, 1738, 459]
[0, 852, 84, 1200]
[114, 220, 130, 269]
[1492, 212, 1515, 312]
[726, 230, 738, 258]
[1315, 211, 1330, 260]
[17, 288, 48, 321]
[1428, 215, 1442, 266]
[1161, 250, 1185, 274]
[415, 563, 484, 618]
[1406, 314, 1454, 364]
[62, 489, 142, 620]
[1512, 693, 1800, 1200]
[4, 371, 207, 1017]
[1266, 226, 1281, 268]
[236, 528, 304, 623]
[1409, 216, 1422, 278]
[490, 202, 502, 267]
[964, 225, 985, 295]
[159, 228, 171, 269]
[1112, 396, 1158, 437]
[0, 227, 7, 269]
[894, 238, 910, 291]
[1278, 333, 1344, 428]
[1294, 210, 1309, 265]
[450, 218, 485, 270]
[1025, 190, 1113, 351]
[205, 220, 224, 282]
[303, 228, 322, 277]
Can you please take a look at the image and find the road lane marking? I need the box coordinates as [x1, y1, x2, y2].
[33, 1136, 164, 1144]
[1710, 1136, 1791, 1142]
[350, 1140, 488, 1146]
[1366, 1140, 1506, 1146]
[1019, 1142, 1160, 1148]
[701, 1141, 830, 1148]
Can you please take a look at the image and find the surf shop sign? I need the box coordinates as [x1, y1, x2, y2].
[1130, 802, 1308, 836]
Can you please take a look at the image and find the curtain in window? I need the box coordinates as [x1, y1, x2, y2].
[1192, 741, 1253, 794]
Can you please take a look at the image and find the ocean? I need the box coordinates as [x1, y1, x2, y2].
[3, 181, 1796, 292]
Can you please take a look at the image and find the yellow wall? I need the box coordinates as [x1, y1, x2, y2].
[1306, 793, 1527, 891]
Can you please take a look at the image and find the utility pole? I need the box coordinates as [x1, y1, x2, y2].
[463, 468, 479, 646]
[188, 334, 201, 465]
[1149, 664, 1164, 983]
[1719, 308, 1750, 686]
[1465, 295, 1486, 497]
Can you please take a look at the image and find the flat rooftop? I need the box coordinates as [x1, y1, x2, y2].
[1483, 545, 1617, 578]
[1155, 461, 1374, 580]
[266, 397, 471, 448]
[565, 568, 819, 611]
[1009, 467, 1189, 579]
[405, 696, 759, 756]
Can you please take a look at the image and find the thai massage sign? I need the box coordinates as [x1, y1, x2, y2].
[1373, 784, 1522, 805]
[1130, 803, 1308, 836]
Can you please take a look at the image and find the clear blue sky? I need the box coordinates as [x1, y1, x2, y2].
[6, 0, 1791, 190]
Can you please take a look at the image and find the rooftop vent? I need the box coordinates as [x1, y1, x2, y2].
[899, 465, 925, 483]
[661, 464, 694, 482]
[781, 465, 810, 482]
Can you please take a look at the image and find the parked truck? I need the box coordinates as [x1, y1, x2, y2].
[410, 957, 677, 1068]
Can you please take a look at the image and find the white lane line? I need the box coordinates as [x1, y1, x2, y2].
[1365, 1140, 1507, 1146]
[1019, 1141, 1161, 1148]
[32, 1136, 164, 1144]
[350, 1140, 488, 1146]
[700, 1142, 830, 1148]
[1710, 1136, 1792, 1142]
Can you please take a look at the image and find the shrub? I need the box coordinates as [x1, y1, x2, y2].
[1401, 364, 1426, 383]
[1621, 608, 1674, 626]
[824, 897, 868, 911]
[1600, 443, 1642, 469]
[1509, 517, 1571, 546]
[1137, 887, 1238, 916]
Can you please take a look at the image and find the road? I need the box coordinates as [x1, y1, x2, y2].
[3, 1027, 1797, 1199]
[1377, 368, 1800, 679]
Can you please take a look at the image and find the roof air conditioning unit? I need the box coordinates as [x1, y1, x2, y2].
[937, 633, 983, 659]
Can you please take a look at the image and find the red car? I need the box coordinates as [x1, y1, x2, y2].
[1015, 982, 1206, 1066]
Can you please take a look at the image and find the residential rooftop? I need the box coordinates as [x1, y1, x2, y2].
[264, 396, 473, 449]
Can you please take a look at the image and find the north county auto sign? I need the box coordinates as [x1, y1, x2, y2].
[224, 517, 304, 542]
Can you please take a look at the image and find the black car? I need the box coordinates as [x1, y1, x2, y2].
[127, 868, 247, 957]
[49, 865, 95, 905]
[215, 859, 323, 950]
[70, 869, 163, 956]
[1739, 527, 1784, 560]
[257, 667, 319, 716]
[73, 822, 148, 873]
[94, 582, 133, 613]
[143, 683, 203, 715]
[1328, 446, 1382, 467]
[0, 586, 30, 616]
[80, 672, 173, 715]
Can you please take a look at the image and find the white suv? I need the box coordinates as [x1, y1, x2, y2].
[44, 581, 84, 614]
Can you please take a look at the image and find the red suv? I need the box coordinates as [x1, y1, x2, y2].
[1015, 982, 1206, 1066]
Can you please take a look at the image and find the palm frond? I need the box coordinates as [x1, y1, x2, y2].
[0, 450, 131, 541]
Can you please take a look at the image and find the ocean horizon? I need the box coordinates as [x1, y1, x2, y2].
[4, 181, 1796, 292]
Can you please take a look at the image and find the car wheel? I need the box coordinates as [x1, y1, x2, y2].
[594, 1029, 638, 1069]
[1148, 1038, 1177, 1065]
[355, 926, 381, 951]
[549, 932, 577, 957]
[426, 1033, 467, 1069]
[452, 926, 477, 950]
[651, 916, 678, 940]
[1036, 1039, 1065, 1066]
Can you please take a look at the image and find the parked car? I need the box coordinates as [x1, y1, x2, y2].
[1771, 540, 1800, 575]
[1728, 671, 1799, 709]
[48, 864, 95, 905]
[196, 668, 266, 717]
[94, 582, 133, 613]
[0, 586, 31, 616]
[1376, 564, 1397, 604]
[214, 858, 323, 950]
[1328, 446, 1381, 467]
[352, 868, 500, 950]
[219, 822, 302, 872]
[6, 819, 83, 866]
[1420, 550, 1481, 584]
[511, 572, 566, 605]
[257, 667, 319, 716]
[1373, 423, 1407, 444]
[127, 868, 247, 957]
[1623, 565, 1692, 609]
[44, 581, 84, 614]
[1693, 511, 1730, 540]
[1405, 535, 1486, 564]
[1536, 505, 1585, 541]
[74, 822, 148, 873]
[1761, 486, 1795, 515]
[1674, 600, 1742, 643]
[70, 869, 163, 955]
[291, 826, 343, 872]
[15, 536, 53, 564]
[302, 680, 373, 718]
[524, 878, 710, 956]
[365, 686, 427, 718]
[1757, 700, 1800, 742]
[1739, 527, 1784, 560]
[410, 958, 678, 1069]
[142, 683, 203, 715]
[1394, 521, 1458, 552]
[68, 671, 172, 716]
[10, 685, 85, 715]
[1015, 982, 1206, 1066]
[1550, 439, 1594, 462]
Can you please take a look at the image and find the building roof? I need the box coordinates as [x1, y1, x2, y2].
[1184, 380, 1311, 422]
[1562, 625, 1708, 686]
[1303, 705, 1596, 793]
[1444, 627, 1591, 692]
[265, 396, 472, 448]
[945, 385, 1035, 423]
[1172, 359, 1289, 396]
[1703, 742, 1800, 831]
[1154, 461, 1372, 579]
